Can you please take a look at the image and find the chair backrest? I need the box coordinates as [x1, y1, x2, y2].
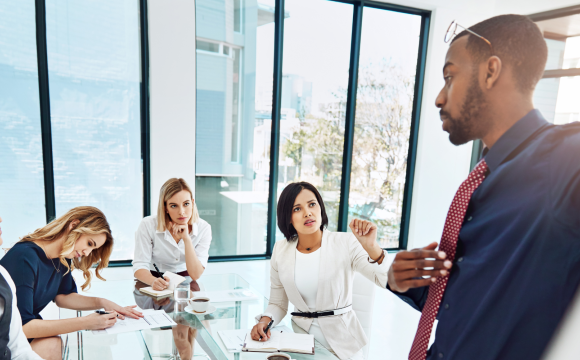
[352, 272, 376, 360]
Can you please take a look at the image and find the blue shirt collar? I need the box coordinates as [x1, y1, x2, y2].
[483, 109, 548, 172]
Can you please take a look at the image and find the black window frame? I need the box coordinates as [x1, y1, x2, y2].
[32, 0, 151, 267]
[205, 0, 431, 262]
[29, 0, 430, 266]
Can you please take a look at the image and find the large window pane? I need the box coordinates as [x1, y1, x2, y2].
[533, 36, 580, 125]
[0, 0, 47, 250]
[195, 0, 275, 256]
[277, 0, 353, 239]
[348, 8, 422, 248]
[46, 0, 143, 260]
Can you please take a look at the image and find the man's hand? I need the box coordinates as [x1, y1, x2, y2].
[387, 242, 452, 293]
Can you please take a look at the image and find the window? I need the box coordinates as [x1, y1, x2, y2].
[0, 0, 47, 249]
[347, 8, 422, 248]
[196, 0, 429, 256]
[44, 0, 144, 260]
[277, 0, 353, 236]
[196, 0, 276, 257]
[531, 9, 580, 126]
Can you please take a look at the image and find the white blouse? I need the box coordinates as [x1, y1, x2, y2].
[294, 248, 332, 350]
[0, 265, 44, 360]
[132, 215, 212, 275]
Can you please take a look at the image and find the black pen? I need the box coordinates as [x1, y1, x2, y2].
[153, 263, 163, 276]
[95, 310, 119, 318]
[259, 319, 274, 341]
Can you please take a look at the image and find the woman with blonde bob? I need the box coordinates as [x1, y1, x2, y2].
[133, 178, 212, 290]
[0, 206, 143, 360]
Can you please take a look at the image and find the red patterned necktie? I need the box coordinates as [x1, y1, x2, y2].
[408, 159, 489, 360]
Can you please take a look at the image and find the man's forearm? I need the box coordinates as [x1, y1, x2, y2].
[23, 317, 87, 339]
[55, 293, 103, 310]
[387, 282, 429, 311]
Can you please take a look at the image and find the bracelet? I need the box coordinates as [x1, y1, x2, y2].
[369, 250, 385, 264]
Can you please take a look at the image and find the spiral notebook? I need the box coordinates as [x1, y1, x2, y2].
[242, 331, 314, 355]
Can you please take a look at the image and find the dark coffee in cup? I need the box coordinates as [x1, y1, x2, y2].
[193, 299, 209, 302]
[266, 354, 291, 360]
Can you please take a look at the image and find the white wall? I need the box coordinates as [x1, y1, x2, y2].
[148, 0, 197, 212]
[146, 0, 578, 249]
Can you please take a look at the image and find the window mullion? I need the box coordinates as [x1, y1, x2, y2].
[337, 3, 363, 232]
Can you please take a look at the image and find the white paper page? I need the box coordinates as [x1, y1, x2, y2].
[218, 325, 293, 353]
[192, 289, 258, 302]
[279, 332, 314, 353]
[218, 329, 248, 352]
[92, 309, 176, 335]
[243, 331, 281, 351]
[164, 271, 185, 291]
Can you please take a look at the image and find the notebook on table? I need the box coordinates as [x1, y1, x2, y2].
[138, 271, 185, 297]
[242, 331, 314, 355]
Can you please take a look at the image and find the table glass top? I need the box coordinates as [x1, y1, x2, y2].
[62, 273, 337, 360]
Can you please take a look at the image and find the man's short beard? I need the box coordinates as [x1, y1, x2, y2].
[444, 71, 487, 146]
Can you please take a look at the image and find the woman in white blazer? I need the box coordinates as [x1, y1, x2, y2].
[250, 182, 389, 360]
[133, 178, 212, 290]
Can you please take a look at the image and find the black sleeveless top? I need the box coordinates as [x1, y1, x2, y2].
[0, 272, 13, 360]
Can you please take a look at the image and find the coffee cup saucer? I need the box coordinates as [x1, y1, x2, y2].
[185, 304, 216, 316]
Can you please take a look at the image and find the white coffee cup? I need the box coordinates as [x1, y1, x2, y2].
[187, 296, 210, 313]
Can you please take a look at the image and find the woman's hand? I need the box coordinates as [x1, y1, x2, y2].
[152, 276, 170, 291]
[170, 221, 190, 241]
[349, 218, 383, 261]
[250, 317, 272, 342]
[83, 311, 118, 330]
[101, 299, 144, 320]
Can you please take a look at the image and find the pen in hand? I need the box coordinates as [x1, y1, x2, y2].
[259, 319, 274, 341]
[95, 310, 119, 318]
[153, 263, 163, 276]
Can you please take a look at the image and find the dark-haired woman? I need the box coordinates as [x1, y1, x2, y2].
[250, 182, 388, 360]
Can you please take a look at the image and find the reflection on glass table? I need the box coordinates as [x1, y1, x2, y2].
[62, 274, 337, 360]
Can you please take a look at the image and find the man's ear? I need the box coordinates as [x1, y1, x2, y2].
[69, 219, 80, 231]
[485, 56, 502, 89]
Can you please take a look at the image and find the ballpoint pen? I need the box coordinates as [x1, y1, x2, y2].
[95, 310, 119, 318]
[259, 319, 274, 341]
[153, 263, 163, 276]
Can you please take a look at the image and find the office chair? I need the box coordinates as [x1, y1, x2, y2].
[352, 272, 376, 360]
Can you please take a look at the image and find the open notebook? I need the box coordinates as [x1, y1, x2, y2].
[242, 331, 314, 355]
[138, 271, 185, 297]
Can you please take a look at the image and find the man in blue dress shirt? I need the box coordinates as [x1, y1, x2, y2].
[386, 14, 580, 360]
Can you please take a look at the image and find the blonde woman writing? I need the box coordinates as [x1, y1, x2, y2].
[0, 206, 143, 360]
[133, 178, 212, 290]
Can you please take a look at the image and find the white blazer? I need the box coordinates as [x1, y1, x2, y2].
[0, 266, 44, 360]
[132, 215, 212, 275]
[260, 230, 389, 360]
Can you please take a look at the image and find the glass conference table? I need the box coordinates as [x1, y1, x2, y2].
[61, 273, 337, 360]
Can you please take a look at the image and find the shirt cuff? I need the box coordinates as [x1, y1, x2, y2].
[255, 312, 274, 324]
[132, 262, 151, 276]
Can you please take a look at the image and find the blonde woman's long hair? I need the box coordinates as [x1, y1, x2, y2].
[19, 206, 113, 291]
[157, 178, 199, 232]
